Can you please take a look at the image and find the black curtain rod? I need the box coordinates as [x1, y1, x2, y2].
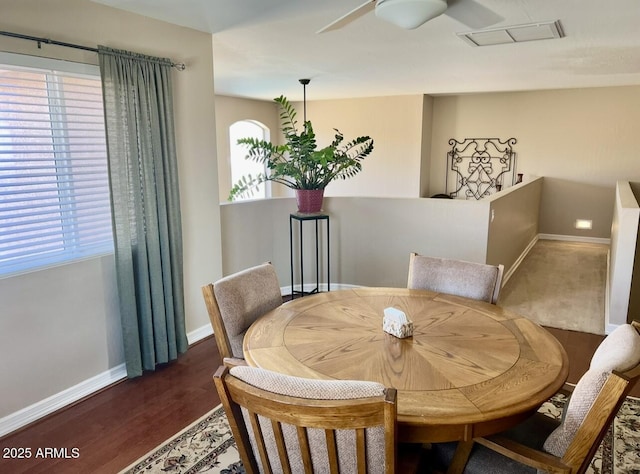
[0, 30, 186, 71]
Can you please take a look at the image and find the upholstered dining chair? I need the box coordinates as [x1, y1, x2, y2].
[214, 365, 418, 474]
[428, 321, 640, 474]
[202, 263, 282, 364]
[407, 252, 504, 304]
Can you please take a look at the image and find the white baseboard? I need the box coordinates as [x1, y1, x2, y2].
[187, 323, 213, 345]
[538, 233, 611, 245]
[502, 235, 539, 285]
[0, 324, 216, 438]
[0, 363, 127, 438]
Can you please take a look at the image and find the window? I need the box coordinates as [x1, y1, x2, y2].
[229, 120, 269, 200]
[0, 53, 113, 277]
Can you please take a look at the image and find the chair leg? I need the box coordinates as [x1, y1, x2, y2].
[447, 440, 474, 474]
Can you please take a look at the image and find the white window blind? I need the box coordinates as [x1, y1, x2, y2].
[0, 56, 113, 277]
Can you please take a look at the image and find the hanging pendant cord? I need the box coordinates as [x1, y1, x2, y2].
[299, 78, 310, 122]
[0, 30, 186, 71]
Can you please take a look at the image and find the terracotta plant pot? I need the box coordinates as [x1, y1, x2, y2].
[295, 189, 324, 213]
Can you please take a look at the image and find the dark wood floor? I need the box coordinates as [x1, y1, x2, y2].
[0, 337, 222, 474]
[1, 326, 636, 474]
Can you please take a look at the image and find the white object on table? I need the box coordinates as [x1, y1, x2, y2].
[383, 307, 414, 338]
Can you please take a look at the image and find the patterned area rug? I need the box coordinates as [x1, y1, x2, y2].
[120, 396, 640, 473]
[541, 394, 640, 473]
[119, 405, 243, 474]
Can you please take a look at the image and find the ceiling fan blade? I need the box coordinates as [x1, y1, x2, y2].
[316, 0, 376, 34]
[446, 0, 503, 30]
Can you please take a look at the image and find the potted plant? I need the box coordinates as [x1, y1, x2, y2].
[228, 95, 374, 213]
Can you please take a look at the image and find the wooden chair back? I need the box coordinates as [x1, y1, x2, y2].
[213, 365, 398, 474]
[475, 320, 640, 474]
[202, 283, 233, 360]
[201, 262, 282, 361]
[407, 252, 504, 304]
[560, 320, 640, 473]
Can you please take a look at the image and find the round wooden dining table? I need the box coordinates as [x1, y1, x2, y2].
[243, 287, 569, 446]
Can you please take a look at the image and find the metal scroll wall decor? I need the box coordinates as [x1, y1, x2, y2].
[446, 137, 518, 200]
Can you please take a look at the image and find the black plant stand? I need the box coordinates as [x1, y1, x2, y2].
[289, 212, 330, 298]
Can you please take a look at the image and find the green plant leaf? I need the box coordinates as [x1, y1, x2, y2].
[228, 95, 374, 198]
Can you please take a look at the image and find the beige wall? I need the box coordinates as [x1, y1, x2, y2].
[215, 95, 279, 202]
[218, 198, 293, 286]
[220, 197, 491, 289]
[304, 95, 425, 198]
[0, 0, 221, 421]
[219, 87, 640, 240]
[219, 181, 542, 291]
[487, 178, 542, 277]
[431, 87, 640, 239]
[218, 94, 427, 201]
[322, 196, 489, 286]
[0, 256, 121, 417]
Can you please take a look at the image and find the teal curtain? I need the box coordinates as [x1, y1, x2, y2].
[98, 46, 187, 377]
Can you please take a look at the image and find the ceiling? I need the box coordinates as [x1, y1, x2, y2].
[91, 0, 640, 101]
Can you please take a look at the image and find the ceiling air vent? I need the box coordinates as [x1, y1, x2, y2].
[458, 20, 564, 47]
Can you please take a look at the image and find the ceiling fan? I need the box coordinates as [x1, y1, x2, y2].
[317, 0, 502, 33]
